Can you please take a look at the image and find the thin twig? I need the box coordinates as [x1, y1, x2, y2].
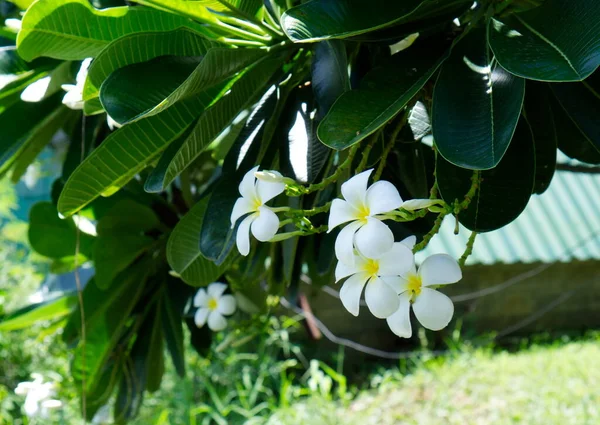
[458, 232, 477, 267]
[373, 113, 407, 182]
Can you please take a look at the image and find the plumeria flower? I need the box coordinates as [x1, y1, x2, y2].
[194, 282, 237, 331]
[14, 374, 62, 418]
[401, 198, 443, 211]
[328, 169, 403, 265]
[230, 166, 285, 256]
[386, 249, 462, 338]
[61, 58, 92, 110]
[335, 242, 413, 318]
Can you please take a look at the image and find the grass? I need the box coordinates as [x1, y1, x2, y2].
[269, 337, 600, 425]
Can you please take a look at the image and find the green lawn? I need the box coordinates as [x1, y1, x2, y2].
[269, 339, 600, 425]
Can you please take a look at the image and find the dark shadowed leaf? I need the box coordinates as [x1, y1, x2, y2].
[311, 40, 349, 118]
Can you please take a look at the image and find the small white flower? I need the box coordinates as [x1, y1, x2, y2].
[230, 166, 285, 256]
[335, 241, 413, 318]
[21, 76, 52, 102]
[328, 169, 403, 264]
[5, 18, 21, 31]
[194, 282, 237, 332]
[61, 58, 92, 110]
[386, 250, 462, 338]
[14, 375, 62, 419]
[106, 114, 122, 130]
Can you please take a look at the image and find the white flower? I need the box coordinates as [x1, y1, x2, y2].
[107, 114, 122, 130]
[61, 58, 92, 110]
[14, 375, 62, 419]
[230, 166, 285, 256]
[328, 169, 403, 265]
[335, 241, 413, 318]
[21, 76, 52, 102]
[386, 249, 462, 338]
[5, 18, 21, 31]
[194, 282, 237, 332]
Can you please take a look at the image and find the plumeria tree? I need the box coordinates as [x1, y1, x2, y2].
[1, 0, 599, 422]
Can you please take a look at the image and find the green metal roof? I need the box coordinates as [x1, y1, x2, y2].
[420, 152, 600, 265]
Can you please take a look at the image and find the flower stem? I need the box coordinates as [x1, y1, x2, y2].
[413, 211, 447, 252]
[214, 19, 271, 43]
[459, 231, 477, 266]
[373, 112, 408, 181]
[355, 130, 381, 173]
[299, 144, 360, 195]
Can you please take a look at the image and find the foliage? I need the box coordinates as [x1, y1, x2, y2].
[1, 0, 600, 422]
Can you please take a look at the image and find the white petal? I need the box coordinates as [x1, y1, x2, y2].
[239, 166, 259, 199]
[401, 199, 439, 211]
[335, 260, 360, 282]
[256, 176, 285, 204]
[381, 275, 409, 294]
[419, 254, 462, 286]
[365, 180, 403, 215]
[194, 307, 210, 328]
[236, 214, 255, 256]
[400, 235, 417, 250]
[217, 294, 236, 315]
[354, 217, 394, 259]
[208, 311, 227, 331]
[365, 277, 400, 319]
[207, 282, 227, 298]
[193, 288, 208, 307]
[251, 206, 279, 241]
[413, 288, 454, 331]
[21, 76, 51, 102]
[230, 197, 255, 228]
[386, 292, 413, 338]
[339, 272, 369, 316]
[378, 242, 414, 276]
[334, 221, 362, 265]
[341, 169, 372, 208]
[328, 199, 360, 231]
[41, 400, 62, 409]
[62, 89, 84, 110]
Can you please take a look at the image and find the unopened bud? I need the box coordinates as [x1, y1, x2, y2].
[255, 170, 295, 185]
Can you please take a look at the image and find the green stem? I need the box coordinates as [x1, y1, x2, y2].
[301, 144, 360, 194]
[459, 231, 477, 267]
[457, 170, 481, 211]
[356, 130, 381, 173]
[218, 14, 272, 38]
[430, 146, 439, 199]
[214, 19, 270, 43]
[220, 38, 266, 47]
[413, 211, 447, 252]
[215, 0, 282, 38]
[373, 113, 408, 181]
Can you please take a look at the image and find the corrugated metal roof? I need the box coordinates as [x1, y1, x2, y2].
[420, 152, 600, 265]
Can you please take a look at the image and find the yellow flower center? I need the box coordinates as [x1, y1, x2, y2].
[364, 259, 380, 277]
[406, 274, 422, 296]
[356, 203, 370, 224]
[252, 197, 263, 211]
[207, 298, 218, 311]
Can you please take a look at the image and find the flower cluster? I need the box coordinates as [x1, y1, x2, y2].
[14, 374, 62, 419]
[229, 166, 462, 337]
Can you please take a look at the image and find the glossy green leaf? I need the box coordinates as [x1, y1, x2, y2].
[185, 317, 212, 356]
[282, 0, 457, 42]
[94, 200, 159, 289]
[100, 56, 201, 124]
[488, 0, 600, 82]
[437, 117, 535, 232]
[71, 261, 150, 393]
[145, 303, 165, 393]
[28, 201, 95, 259]
[17, 0, 211, 61]
[311, 40, 349, 118]
[0, 295, 77, 331]
[135, 47, 266, 120]
[11, 106, 76, 182]
[524, 82, 557, 194]
[167, 198, 232, 286]
[433, 29, 525, 170]
[162, 281, 189, 377]
[83, 28, 219, 114]
[319, 35, 450, 150]
[57, 96, 211, 217]
[114, 359, 145, 423]
[152, 55, 284, 190]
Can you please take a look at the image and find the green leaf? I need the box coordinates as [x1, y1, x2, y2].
[94, 200, 159, 289]
[17, 0, 212, 61]
[167, 198, 232, 286]
[83, 27, 219, 113]
[100, 56, 201, 124]
[11, 106, 76, 182]
[318, 35, 450, 150]
[437, 117, 535, 232]
[71, 261, 150, 393]
[0, 93, 63, 177]
[524, 82, 557, 194]
[57, 95, 211, 217]
[488, 0, 600, 82]
[151, 54, 284, 191]
[433, 28, 525, 170]
[28, 201, 95, 259]
[0, 295, 77, 331]
[134, 47, 266, 120]
[162, 280, 189, 377]
[144, 302, 165, 393]
[550, 75, 600, 152]
[186, 317, 212, 356]
[114, 358, 145, 423]
[311, 40, 349, 118]
[281, 0, 461, 42]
